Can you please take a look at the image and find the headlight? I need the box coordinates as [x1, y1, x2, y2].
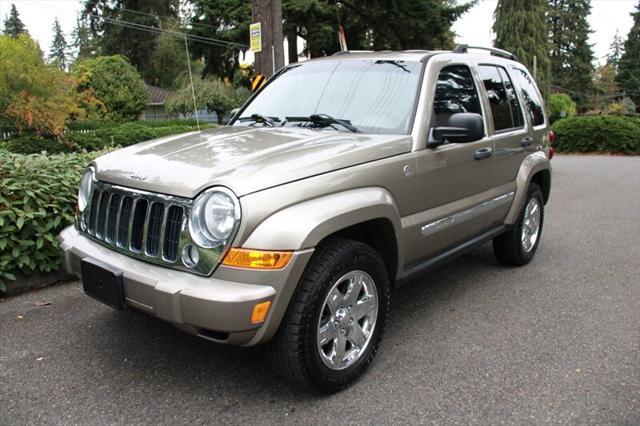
[189, 187, 240, 248]
[77, 168, 94, 212]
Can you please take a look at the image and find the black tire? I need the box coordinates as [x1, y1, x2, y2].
[267, 238, 390, 393]
[493, 183, 544, 266]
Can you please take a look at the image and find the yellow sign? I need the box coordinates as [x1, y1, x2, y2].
[251, 75, 266, 92]
[250, 23, 262, 53]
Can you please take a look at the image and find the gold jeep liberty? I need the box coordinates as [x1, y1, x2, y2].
[59, 45, 553, 393]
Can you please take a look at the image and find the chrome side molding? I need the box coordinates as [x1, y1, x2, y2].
[421, 192, 515, 237]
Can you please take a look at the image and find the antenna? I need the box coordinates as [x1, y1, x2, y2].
[184, 35, 200, 132]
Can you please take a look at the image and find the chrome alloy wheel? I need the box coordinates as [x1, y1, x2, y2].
[317, 270, 379, 370]
[521, 198, 541, 253]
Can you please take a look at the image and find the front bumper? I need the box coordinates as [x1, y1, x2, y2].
[58, 226, 313, 346]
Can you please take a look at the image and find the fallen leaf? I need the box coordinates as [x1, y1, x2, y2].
[36, 357, 44, 361]
[34, 301, 51, 307]
[17, 315, 23, 319]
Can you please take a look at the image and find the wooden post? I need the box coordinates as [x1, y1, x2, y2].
[251, 0, 284, 77]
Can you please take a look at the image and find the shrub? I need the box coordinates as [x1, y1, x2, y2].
[548, 94, 577, 124]
[2, 120, 212, 154]
[603, 98, 637, 116]
[73, 55, 149, 121]
[552, 116, 640, 154]
[0, 150, 110, 292]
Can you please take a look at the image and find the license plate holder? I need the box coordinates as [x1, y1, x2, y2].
[81, 257, 125, 310]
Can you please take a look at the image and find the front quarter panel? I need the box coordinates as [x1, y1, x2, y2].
[242, 187, 403, 257]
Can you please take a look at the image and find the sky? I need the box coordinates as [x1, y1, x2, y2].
[0, 0, 637, 66]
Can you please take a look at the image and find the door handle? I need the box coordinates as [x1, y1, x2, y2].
[474, 147, 493, 161]
[520, 137, 534, 147]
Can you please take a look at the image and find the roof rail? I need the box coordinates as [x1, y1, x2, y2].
[331, 50, 374, 56]
[452, 44, 520, 62]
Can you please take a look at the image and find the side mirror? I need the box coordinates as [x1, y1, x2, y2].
[428, 113, 484, 148]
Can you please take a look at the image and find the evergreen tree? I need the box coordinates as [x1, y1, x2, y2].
[71, 17, 99, 61]
[48, 18, 69, 71]
[548, 0, 596, 110]
[3, 3, 27, 38]
[616, 1, 640, 111]
[82, 0, 180, 81]
[607, 30, 624, 70]
[493, 0, 550, 98]
[187, 0, 251, 79]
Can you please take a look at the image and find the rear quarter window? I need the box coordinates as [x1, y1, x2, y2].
[513, 68, 545, 126]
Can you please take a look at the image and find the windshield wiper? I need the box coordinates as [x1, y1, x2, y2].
[238, 113, 278, 127]
[286, 114, 360, 133]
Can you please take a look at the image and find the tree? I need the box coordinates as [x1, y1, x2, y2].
[82, 0, 180, 82]
[3, 3, 27, 38]
[73, 55, 149, 121]
[548, 0, 596, 110]
[493, 0, 550, 98]
[147, 20, 191, 88]
[71, 17, 99, 61]
[616, 1, 640, 111]
[283, 0, 475, 58]
[165, 77, 250, 124]
[0, 34, 78, 136]
[593, 62, 619, 111]
[187, 0, 251, 79]
[607, 30, 624, 70]
[48, 18, 69, 71]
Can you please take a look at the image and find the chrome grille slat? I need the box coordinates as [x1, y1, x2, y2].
[78, 181, 225, 276]
[117, 196, 133, 247]
[145, 202, 164, 257]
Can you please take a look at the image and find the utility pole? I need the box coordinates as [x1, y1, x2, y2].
[251, 0, 284, 77]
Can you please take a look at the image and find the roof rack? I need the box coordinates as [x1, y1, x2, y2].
[452, 44, 520, 62]
[332, 50, 374, 56]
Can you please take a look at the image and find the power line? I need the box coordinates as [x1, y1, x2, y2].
[86, 13, 249, 49]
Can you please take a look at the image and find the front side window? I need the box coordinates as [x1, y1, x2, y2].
[235, 59, 424, 134]
[478, 65, 524, 132]
[432, 65, 482, 127]
[513, 68, 545, 126]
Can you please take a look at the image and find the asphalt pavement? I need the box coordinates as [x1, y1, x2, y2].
[1, 155, 639, 425]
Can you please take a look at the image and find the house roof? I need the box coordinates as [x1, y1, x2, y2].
[146, 84, 172, 105]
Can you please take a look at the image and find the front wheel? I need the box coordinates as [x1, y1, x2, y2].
[493, 183, 544, 266]
[268, 238, 390, 393]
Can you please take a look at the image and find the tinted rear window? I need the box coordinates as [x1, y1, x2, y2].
[513, 68, 545, 126]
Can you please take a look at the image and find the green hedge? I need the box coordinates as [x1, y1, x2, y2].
[552, 116, 640, 154]
[2, 120, 212, 154]
[0, 150, 108, 292]
[66, 118, 202, 131]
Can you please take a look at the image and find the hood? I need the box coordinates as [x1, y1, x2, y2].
[93, 126, 412, 198]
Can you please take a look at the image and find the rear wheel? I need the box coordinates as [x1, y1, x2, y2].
[268, 238, 390, 393]
[493, 183, 544, 266]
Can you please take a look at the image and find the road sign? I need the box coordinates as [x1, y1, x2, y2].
[251, 74, 266, 92]
[250, 22, 262, 53]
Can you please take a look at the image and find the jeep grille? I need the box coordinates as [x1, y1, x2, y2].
[78, 181, 223, 275]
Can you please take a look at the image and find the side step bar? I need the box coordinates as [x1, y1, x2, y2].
[396, 225, 508, 286]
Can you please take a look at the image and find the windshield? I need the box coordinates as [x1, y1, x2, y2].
[234, 59, 424, 134]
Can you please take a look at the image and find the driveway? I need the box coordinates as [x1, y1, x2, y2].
[1, 155, 639, 425]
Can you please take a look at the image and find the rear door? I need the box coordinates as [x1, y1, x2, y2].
[476, 64, 531, 188]
[510, 66, 548, 152]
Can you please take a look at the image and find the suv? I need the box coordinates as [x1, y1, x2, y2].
[59, 45, 552, 393]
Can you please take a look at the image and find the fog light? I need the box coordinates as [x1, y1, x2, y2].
[182, 244, 200, 268]
[251, 301, 272, 324]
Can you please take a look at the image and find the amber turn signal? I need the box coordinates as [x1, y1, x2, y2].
[222, 248, 293, 269]
[251, 300, 272, 324]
